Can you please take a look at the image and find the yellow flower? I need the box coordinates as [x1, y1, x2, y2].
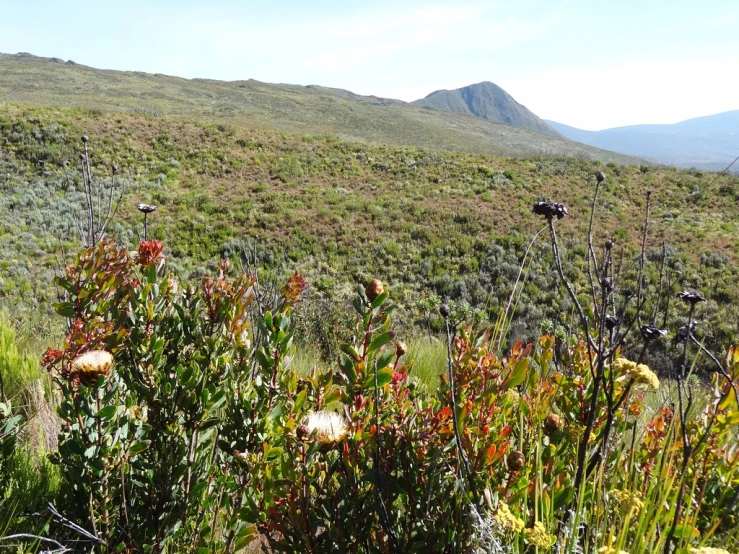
[692, 548, 731, 554]
[629, 363, 659, 390]
[301, 411, 348, 445]
[598, 547, 629, 554]
[612, 357, 659, 390]
[493, 501, 524, 533]
[609, 489, 644, 514]
[71, 350, 113, 383]
[612, 358, 637, 374]
[523, 521, 553, 548]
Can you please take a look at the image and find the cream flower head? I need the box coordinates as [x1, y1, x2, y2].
[301, 411, 348, 445]
[71, 350, 113, 383]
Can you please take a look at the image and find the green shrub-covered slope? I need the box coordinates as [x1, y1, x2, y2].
[1, 104, 738, 351]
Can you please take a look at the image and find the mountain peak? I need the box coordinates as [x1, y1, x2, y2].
[413, 82, 558, 137]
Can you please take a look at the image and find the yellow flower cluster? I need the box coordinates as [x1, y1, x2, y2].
[609, 489, 644, 513]
[598, 547, 629, 554]
[612, 358, 659, 390]
[523, 521, 553, 548]
[568, 422, 596, 444]
[692, 548, 731, 554]
[493, 501, 524, 533]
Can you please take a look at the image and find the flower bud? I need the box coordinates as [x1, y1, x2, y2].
[544, 413, 564, 433]
[507, 450, 526, 471]
[296, 425, 310, 440]
[395, 341, 407, 357]
[365, 279, 384, 302]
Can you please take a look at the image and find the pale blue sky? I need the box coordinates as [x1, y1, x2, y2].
[1, 0, 737, 129]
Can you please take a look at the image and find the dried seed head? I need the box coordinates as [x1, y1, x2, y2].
[640, 325, 667, 341]
[677, 290, 705, 304]
[605, 239, 614, 250]
[112, 163, 118, 173]
[395, 341, 407, 357]
[439, 304, 451, 318]
[604, 314, 620, 331]
[544, 413, 564, 433]
[296, 424, 311, 440]
[532, 200, 568, 220]
[596, 171, 606, 183]
[507, 450, 526, 471]
[81, 135, 89, 144]
[365, 279, 384, 302]
[136, 203, 157, 214]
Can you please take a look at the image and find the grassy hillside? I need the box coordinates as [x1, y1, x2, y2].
[1, 104, 739, 358]
[413, 81, 559, 137]
[0, 53, 636, 164]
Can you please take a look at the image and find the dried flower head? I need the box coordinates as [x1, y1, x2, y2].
[523, 521, 553, 548]
[71, 350, 113, 383]
[439, 304, 451, 318]
[365, 279, 384, 302]
[604, 314, 620, 331]
[136, 203, 157, 214]
[677, 290, 705, 305]
[301, 411, 348, 446]
[640, 325, 667, 341]
[609, 489, 644, 514]
[596, 171, 606, 183]
[493, 501, 524, 533]
[532, 200, 568, 220]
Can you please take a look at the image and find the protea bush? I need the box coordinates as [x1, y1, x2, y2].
[33, 233, 739, 552]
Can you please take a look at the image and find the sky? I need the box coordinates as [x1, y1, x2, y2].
[1, 0, 738, 130]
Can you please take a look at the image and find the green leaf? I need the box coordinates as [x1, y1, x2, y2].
[294, 390, 307, 412]
[673, 525, 700, 538]
[365, 367, 394, 389]
[97, 405, 118, 421]
[368, 331, 396, 355]
[375, 348, 395, 371]
[371, 290, 389, 310]
[54, 302, 77, 318]
[129, 441, 151, 456]
[504, 358, 529, 390]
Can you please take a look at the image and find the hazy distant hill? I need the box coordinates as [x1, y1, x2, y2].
[413, 82, 559, 137]
[546, 112, 739, 171]
[0, 52, 635, 164]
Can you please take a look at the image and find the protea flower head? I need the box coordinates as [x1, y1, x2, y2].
[300, 411, 348, 446]
[71, 350, 113, 384]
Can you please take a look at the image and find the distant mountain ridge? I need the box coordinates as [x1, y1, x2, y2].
[0, 52, 637, 164]
[546, 112, 739, 172]
[413, 82, 559, 137]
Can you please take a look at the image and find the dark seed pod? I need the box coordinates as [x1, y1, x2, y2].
[600, 278, 614, 293]
[596, 171, 606, 183]
[439, 304, 451, 318]
[81, 135, 89, 144]
[112, 163, 118, 173]
[605, 239, 614, 250]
